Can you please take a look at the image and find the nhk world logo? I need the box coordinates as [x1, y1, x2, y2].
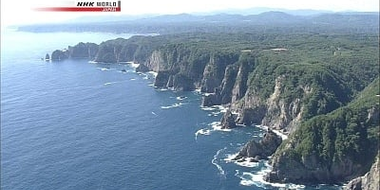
[35, 1, 121, 12]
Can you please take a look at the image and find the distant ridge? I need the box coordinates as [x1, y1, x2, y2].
[16, 11, 379, 34]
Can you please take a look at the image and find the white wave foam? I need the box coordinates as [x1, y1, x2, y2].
[273, 129, 288, 140]
[194, 128, 211, 140]
[201, 106, 217, 111]
[88, 61, 98, 64]
[151, 111, 158, 116]
[194, 121, 233, 140]
[104, 81, 119, 86]
[176, 96, 187, 101]
[103, 80, 128, 86]
[210, 121, 231, 132]
[211, 105, 228, 113]
[147, 71, 158, 78]
[161, 103, 182, 109]
[129, 62, 140, 68]
[235, 158, 260, 168]
[100, 67, 110, 71]
[235, 163, 305, 189]
[130, 78, 136, 81]
[211, 148, 227, 178]
[224, 153, 239, 162]
[224, 154, 259, 168]
[204, 92, 215, 97]
[255, 125, 288, 140]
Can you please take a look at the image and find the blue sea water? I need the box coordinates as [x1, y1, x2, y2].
[1, 30, 340, 190]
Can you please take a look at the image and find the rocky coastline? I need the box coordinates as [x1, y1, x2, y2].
[49, 33, 379, 188]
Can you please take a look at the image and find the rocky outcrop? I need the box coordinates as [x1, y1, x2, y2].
[51, 49, 69, 61]
[144, 50, 164, 72]
[236, 107, 266, 126]
[231, 55, 255, 103]
[265, 150, 366, 184]
[201, 64, 238, 106]
[202, 93, 221, 107]
[68, 42, 98, 59]
[220, 110, 237, 129]
[234, 130, 282, 161]
[265, 78, 380, 185]
[135, 64, 150, 72]
[154, 71, 172, 88]
[200, 53, 239, 93]
[219, 64, 239, 104]
[344, 155, 379, 190]
[146, 48, 239, 91]
[51, 42, 99, 61]
[171, 73, 195, 91]
[201, 54, 255, 107]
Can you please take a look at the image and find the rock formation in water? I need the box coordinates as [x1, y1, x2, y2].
[234, 130, 282, 161]
[220, 110, 237, 129]
[135, 64, 149, 72]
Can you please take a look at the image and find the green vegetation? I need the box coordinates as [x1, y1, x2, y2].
[52, 15, 379, 183]
[276, 78, 379, 178]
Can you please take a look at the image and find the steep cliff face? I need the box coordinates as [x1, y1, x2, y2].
[146, 45, 239, 91]
[200, 53, 239, 92]
[51, 42, 99, 61]
[344, 155, 380, 190]
[265, 78, 379, 184]
[260, 75, 305, 132]
[225, 61, 354, 133]
[68, 42, 99, 59]
[228, 75, 306, 132]
[145, 50, 164, 72]
[202, 53, 256, 107]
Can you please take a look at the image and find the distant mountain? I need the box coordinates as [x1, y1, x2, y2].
[199, 7, 333, 16]
[64, 14, 158, 24]
[16, 11, 379, 34]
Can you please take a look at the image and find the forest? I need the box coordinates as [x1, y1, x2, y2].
[45, 11, 379, 186]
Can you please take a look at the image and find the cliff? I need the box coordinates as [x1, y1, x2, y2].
[265, 78, 379, 184]
[51, 32, 379, 185]
[234, 129, 282, 161]
[51, 42, 98, 61]
[344, 154, 379, 190]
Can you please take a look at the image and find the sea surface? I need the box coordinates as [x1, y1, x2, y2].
[1, 30, 340, 190]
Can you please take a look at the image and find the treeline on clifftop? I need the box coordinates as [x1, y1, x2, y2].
[266, 78, 379, 184]
[51, 30, 379, 185]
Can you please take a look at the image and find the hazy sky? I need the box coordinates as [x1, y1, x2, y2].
[1, 0, 379, 27]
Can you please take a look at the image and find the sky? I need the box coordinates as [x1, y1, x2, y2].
[1, 0, 379, 27]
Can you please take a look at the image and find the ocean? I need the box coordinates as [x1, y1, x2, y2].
[1, 30, 340, 190]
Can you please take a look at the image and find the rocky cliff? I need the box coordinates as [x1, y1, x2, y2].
[234, 129, 282, 161]
[142, 44, 241, 91]
[51, 42, 98, 61]
[51, 33, 379, 186]
[265, 78, 379, 184]
[344, 154, 379, 190]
